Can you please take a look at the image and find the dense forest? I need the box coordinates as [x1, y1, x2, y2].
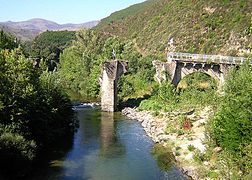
[0, 0, 252, 179]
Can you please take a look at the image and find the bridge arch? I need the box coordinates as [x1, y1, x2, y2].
[152, 51, 245, 91]
[177, 71, 218, 91]
[171, 62, 222, 89]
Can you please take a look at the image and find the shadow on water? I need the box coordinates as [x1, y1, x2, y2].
[26, 132, 75, 180]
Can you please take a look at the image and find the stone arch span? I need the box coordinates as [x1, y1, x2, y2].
[153, 60, 226, 90]
[153, 52, 250, 91]
[171, 62, 223, 88]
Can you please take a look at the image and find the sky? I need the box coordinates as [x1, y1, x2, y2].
[0, 0, 146, 24]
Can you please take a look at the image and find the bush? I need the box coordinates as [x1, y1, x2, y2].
[157, 81, 177, 102]
[210, 63, 252, 175]
[28, 72, 75, 148]
[0, 130, 36, 178]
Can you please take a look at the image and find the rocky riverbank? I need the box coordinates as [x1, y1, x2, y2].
[122, 107, 214, 179]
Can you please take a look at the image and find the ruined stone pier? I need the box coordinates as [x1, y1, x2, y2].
[100, 60, 127, 112]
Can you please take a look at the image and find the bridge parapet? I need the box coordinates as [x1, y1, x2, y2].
[168, 52, 251, 65]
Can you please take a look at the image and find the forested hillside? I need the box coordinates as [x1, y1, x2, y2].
[24, 30, 76, 71]
[96, 0, 252, 56]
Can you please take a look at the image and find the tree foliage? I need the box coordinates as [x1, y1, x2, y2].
[25, 30, 76, 71]
[58, 29, 155, 101]
[0, 48, 76, 178]
[0, 30, 18, 50]
[58, 29, 105, 100]
[210, 63, 252, 175]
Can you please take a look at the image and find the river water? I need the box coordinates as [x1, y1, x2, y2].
[46, 106, 186, 180]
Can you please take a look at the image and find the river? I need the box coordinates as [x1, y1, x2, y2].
[44, 106, 186, 180]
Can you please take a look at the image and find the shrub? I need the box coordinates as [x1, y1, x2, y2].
[0, 130, 36, 178]
[187, 144, 196, 152]
[157, 82, 176, 102]
[210, 63, 252, 175]
[0, 49, 76, 178]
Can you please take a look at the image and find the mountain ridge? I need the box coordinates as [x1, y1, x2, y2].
[0, 18, 99, 41]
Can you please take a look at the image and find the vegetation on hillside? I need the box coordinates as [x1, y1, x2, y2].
[97, 0, 156, 29]
[0, 25, 40, 42]
[96, 0, 252, 56]
[24, 30, 76, 71]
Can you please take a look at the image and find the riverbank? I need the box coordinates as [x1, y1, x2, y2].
[122, 107, 214, 179]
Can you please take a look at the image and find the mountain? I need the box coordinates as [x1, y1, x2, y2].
[0, 18, 99, 41]
[96, 0, 252, 56]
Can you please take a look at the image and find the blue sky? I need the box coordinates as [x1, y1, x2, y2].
[0, 0, 146, 24]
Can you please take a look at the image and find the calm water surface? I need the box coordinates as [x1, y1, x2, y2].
[47, 107, 186, 180]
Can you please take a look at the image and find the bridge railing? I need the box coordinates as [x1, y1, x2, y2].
[168, 52, 252, 65]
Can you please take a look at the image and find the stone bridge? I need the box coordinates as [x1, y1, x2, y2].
[100, 60, 127, 112]
[153, 52, 250, 90]
[100, 53, 250, 111]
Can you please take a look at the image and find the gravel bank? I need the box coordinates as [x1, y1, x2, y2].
[122, 107, 213, 179]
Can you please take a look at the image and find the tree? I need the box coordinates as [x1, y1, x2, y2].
[0, 30, 18, 50]
[58, 29, 105, 99]
[211, 63, 252, 175]
[0, 48, 76, 178]
[58, 30, 156, 101]
[27, 30, 76, 71]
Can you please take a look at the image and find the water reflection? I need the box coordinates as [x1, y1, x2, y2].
[44, 108, 186, 180]
[100, 112, 125, 157]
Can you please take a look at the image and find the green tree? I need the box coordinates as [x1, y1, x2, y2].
[0, 48, 76, 178]
[0, 30, 18, 50]
[211, 63, 252, 175]
[58, 29, 105, 99]
[27, 30, 76, 71]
